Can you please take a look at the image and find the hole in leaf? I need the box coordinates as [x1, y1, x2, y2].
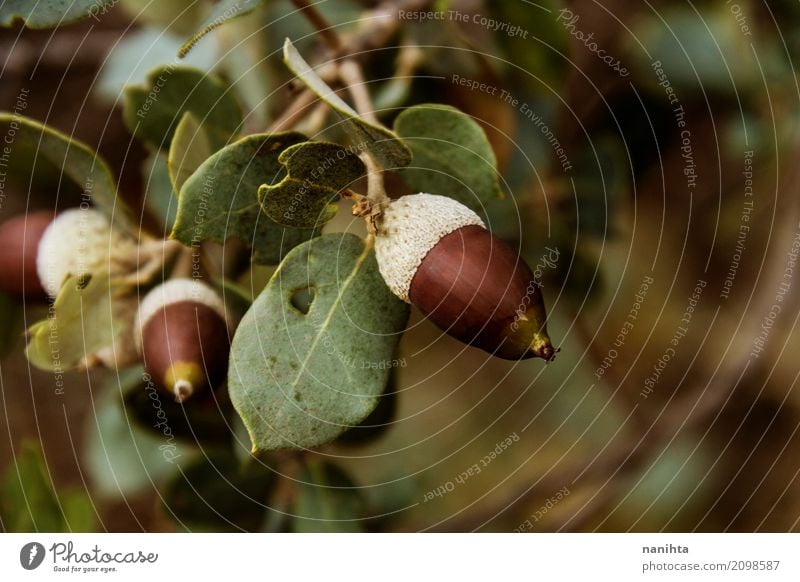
[290, 286, 316, 315]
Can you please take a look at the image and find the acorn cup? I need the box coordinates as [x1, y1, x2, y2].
[36, 207, 139, 297]
[0, 207, 139, 300]
[374, 193, 556, 361]
[135, 279, 233, 403]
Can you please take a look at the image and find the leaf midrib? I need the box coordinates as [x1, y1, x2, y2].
[285, 240, 371, 395]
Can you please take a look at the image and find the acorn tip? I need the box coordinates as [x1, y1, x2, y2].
[173, 379, 194, 403]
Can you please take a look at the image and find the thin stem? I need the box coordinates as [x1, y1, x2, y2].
[290, 0, 343, 52]
[268, 89, 318, 133]
[339, 59, 378, 124]
[339, 57, 390, 232]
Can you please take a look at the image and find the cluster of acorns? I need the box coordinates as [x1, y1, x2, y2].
[0, 193, 554, 401]
[0, 208, 231, 403]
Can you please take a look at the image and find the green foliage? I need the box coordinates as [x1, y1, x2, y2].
[143, 152, 178, 234]
[85, 369, 193, 499]
[293, 460, 365, 532]
[630, 6, 757, 96]
[0, 0, 113, 28]
[96, 28, 217, 103]
[489, 0, 569, 93]
[1, 442, 96, 532]
[162, 450, 275, 532]
[171, 132, 318, 265]
[394, 104, 503, 212]
[229, 234, 409, 452]
[119, 0, 209, 37]
[0, 114, 133, 230]
[123, 66, 242, 151]
[168, 112, 213, 194]
[25, 272, 133, 371]
[259, 141, 366, 228]
[179, 0, 266, 58]
[571, 134, 631, 237]
[215, 8, 272, 127]
[283, 39, 412, 169]
[337, 371, 398, 445]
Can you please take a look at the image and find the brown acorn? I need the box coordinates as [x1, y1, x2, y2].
[136, 279, 232, 403]
[374, 193, 555, 360]
[0, 210, 53, 299]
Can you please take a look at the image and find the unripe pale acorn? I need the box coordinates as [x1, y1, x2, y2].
[36, 207, 138, 297]
[374, 193, 555, 361]
[0, 210, 54, 299]
[135, 279, 232, 403]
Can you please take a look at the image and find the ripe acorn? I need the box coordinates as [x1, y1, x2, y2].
[0, 210, 54, 299]
[374, 193, 555, 361]
[135, 279, 232, 403]
[36, 207, 138, 297]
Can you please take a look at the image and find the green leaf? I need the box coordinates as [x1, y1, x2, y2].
[1, 442, 63, 532]
[123, 66, 242, 151]
[259, 141, 365, 228]
[217, 9, 272, 127]
[60, 492, 97, 533]
[171, 132, 318, 265]
[1, 442, 96, 532]
[0, 0, 113, 28]
[337, 369, 398, 445]
[25, 272, 132, 371]
[0, 114, 133, 230]
[283, 39, 412, 169]
[168, 112, 214, 195]
[229, 233, 409, 452]
[96, 27, 217, 104]
[162, 450, 275, 532]
[393, 104, 503, 212]
[119, 0, 209, 37]
[292, 460, 365, 532]
[85, 368, 193, 499]
[179, 0, 265, 58]
[143, 152, 178, 234]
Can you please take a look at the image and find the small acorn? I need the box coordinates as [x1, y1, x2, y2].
[0, 210, 54, 299]
[36, 207, 139, 297]
[374, 193, 555, 360]
[135, 279, 232, 403]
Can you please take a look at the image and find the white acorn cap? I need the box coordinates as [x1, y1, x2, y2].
[374, 193, 485, 302]
[36, 208, 138, 297]
[134, 278, 231, 350]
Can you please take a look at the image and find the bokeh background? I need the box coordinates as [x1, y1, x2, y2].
[2, 0, 800, 532]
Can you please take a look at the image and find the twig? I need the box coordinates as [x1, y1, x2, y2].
[338, 58, 390, 233]
[339, 59, 377, 124]
[267, 89, 320, 133]
[290, 0, 343, 53]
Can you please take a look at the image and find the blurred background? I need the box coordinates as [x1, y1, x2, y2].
[2, 0, 800, 532]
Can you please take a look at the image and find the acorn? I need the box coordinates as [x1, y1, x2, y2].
[374, 193, 555, 360]
[135, 279, 232, 403]
[0, 210, 54, 299]
[36, 207, 139, 297]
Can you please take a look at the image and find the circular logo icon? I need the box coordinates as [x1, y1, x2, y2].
[19, 542, 45, 570]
